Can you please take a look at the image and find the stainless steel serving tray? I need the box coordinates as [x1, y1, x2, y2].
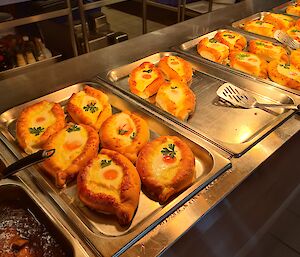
[174, 29, 300, 96]
[99, 51, 299, 157]
[0, 82, 231, 257]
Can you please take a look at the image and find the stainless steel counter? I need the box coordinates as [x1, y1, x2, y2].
[0, 0, 298, 256]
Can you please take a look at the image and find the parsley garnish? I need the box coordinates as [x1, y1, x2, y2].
[280, 64, 290, 69]
[255, 41, 267, 47]
[171, 86, 178, 89]
[29, 127, 44, 136]
[236, 53, 250, 60]
[223, 34, 235, 39]
[209, 38, 218, 43]
[83, 102, 98, 113]
[67, 124, 80, 132]
[255, 21, 264, 25]
[119, 129, 128, 135]
[161, 144, 176, 158]
[100, 159, 112, 168]
[143, 69, 152, 73]
[130, 132, 136, 139]
[291, 29, 300, 33]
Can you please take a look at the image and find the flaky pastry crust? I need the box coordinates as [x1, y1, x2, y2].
[136, 136, 195, 204]
[66, 85, 112, 131]
[16, 100, 65, 154]
[243, 20, 277, 38]
[263, 13, 295, 31]
[77, 149, 141, 226]
[42, 123, 99, 187]
[99, 111, 150, 163]
[214, 30, 247, 50]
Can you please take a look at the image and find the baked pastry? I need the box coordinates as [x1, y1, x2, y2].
[157, 56, 193, 83]
[77, 149, 141, 226]
[229, 50, 268, 79]
[286, 26, 300, 43]
[267, 60, 300, 90]
[243, 20, 277, 38]
[66, 86, 112, 131]
[136, 136, 195, 203]
[290, 49, 300, 70]
[214, 30, 247, 50]
[99, 111, 150, 163]
[128, 62, 165, 99]
[16, 100, 65, 154]
[286, 5, 300, 16]
[263, 13, 295, 31]
[248, 39, 289, 63]
[156, 79, 196, 121]
[43, 123, 99, 187]
[197, 37, 229, 64]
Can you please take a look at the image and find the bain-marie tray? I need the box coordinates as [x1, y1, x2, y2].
[97, 51, 300, 157]
[0, 82, 231, 257]
[173, 29, 300, 96]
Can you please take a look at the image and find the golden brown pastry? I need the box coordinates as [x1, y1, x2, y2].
[66, 86, 112, 131]
[197, 37, 229, 64]
[157, 55, 193, 83]
[129, 62, 165, 99]
[156, 79, 196, 121]
[243, 20, 277, 38]
[263, 13, 295, 31]
[77, 149, 141, 226]
[99, 111, 150, 163]
[16, 100, 65, 154]
[286, 4, 300, 16]
[43, 123, 99, 187]
[290, 49, 300, 70]
[214, 30, 247, 50]
[136, 136, 195, 204]
[286, 26, 300, 43]
[229, 50, 268, 79]
[248, 39, 289, 63]
[267, 60, 300, 90]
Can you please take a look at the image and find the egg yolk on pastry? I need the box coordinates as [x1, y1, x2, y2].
[114, 113, 137, 145]
[135, 65, 159, 92]
[167, 56, 185, 77]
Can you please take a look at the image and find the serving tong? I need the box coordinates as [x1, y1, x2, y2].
[0, 149, 55, 180]
[217, 83, 300, 111]
[274, 30, 300, 50]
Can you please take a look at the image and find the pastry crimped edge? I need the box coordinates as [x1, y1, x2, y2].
[229, 50, 268, 79]
[267, 60, 300, 90]
[77, 148, 141, 226]
[136, 136, 196, 204]
[197, 37, 229, 64]
[157, 56, 193, 83]
[156, 79, 196, 121]
[16, 100, 66, 154]
[128, 62, 165, 99]
[42, 123, 99, 188]
[99, 111, 150, 163]
[66, 85, 112, 130]
[214, 31, 247, 50]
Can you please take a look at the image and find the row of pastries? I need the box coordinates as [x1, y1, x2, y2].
[16, 85, 196, 226]
[197, 30, 300, 90]
[128, 55, 196, 121]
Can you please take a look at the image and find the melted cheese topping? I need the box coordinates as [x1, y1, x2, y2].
[233, 52, 261, 75]
[135, 64, 159, 92]
[287, 5, 300, 14]
[277, 64, 300, 82]
[54, 126, 88, 170]
[221, 32, 240, 46]
[287, 27, 300, 42]
[85, 154, 123, 199]
[268, 13, 294, 25]
[207, 42, 228, 51]
[113, 113, 137, 146]
[26, 103, 56, 147]
[167, 56, 185, 77]
[151, 140, 182, 184]
[250, 20, 275, 29]
[74, 91, 103, 124]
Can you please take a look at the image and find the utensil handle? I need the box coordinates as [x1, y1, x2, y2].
[256, 103, 300, 110]
[0, 149, 55, 179]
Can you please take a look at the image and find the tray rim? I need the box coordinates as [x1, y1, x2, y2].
[0, 81, 231, 257]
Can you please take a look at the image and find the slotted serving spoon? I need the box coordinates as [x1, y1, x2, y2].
[217, 83, 300, 111]
[274, 30, 300, 50]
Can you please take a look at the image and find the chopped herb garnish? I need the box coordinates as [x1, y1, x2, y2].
[255, 41, 267, 47]
[291, 29, 300, 33]
[209, 38, 218, 43]
[280, 63, 290, 69]
[119, 129, 128, 135]
[171, 86, 178, 89]
[83, 102, 98, 113]
[67, 124, 80, 132]
[100, 159, 112, 168]
[255, 21, 264, 25]
[236, 53, 250, 60]
[223, 34, 235, 39]
[161, 144, 176, 158]
[143, 69, 152, 73]
[29, 126, 44, 136]
[130, 132, 136, 139]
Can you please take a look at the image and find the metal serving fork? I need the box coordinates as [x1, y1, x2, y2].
[274, 30, 300, 50]
[217, 83, 300, 111]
